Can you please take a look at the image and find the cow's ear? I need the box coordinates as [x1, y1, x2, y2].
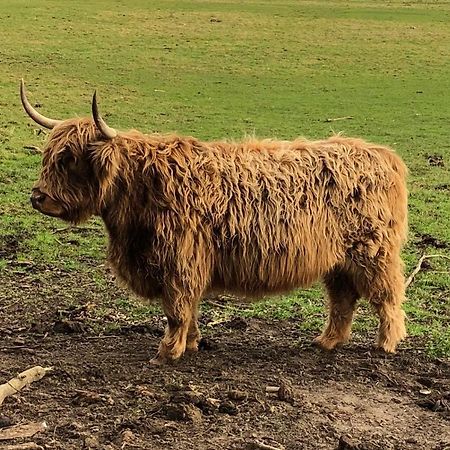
[90, 144, 122, 203]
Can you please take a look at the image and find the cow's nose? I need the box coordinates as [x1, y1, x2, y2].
[30, 190, 46, 208]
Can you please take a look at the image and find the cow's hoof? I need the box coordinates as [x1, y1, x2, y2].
[149, 357, 165, 366]
[374, 341, 397, 354]
[185, 342, 200, 353]
[149, 354, 175, 365]
[313, 335, 340, 351]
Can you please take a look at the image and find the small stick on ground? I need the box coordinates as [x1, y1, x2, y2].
[207, 317, 230, 327]
[1, 442, 43, 450]
[84, 335, 122, 340]
[324, 116, 353, 122]
[0, 366, 52, 407]
[0, 422, 47, 441]
[265, 386, 280, 394]
[248, 440, 285, 450]
[51, 225, 99, 234]
[405, 254, 450, 289]
[205, 300, 232, 309]
[52, 226, 74, 234]
[0, 300, 21, 311]
[205, 300, 249, 310]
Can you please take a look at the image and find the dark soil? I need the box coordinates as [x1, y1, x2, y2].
[415, 232, 449, 250]
[427, 153, 445, 167]
[0, 264, 449, 450]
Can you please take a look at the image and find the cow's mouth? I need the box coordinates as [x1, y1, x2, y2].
[30, 188, 65, 218]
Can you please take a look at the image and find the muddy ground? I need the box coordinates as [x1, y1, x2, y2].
[0, 263, 449, 450]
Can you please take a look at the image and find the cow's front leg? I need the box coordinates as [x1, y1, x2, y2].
[151, 231, 210, 364]
[186, 302, 201, 352]
[151, 297, 194, 364]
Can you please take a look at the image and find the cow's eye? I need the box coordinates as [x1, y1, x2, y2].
[58, 149, 75, 170]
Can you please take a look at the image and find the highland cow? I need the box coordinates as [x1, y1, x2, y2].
[20, 80, 408, 364]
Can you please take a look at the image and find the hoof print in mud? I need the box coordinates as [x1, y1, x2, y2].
[164, 403, 203, 423]
[198, 337, 215, 351]
[337, 435, 360, 450]
[228, 389, 249, 402]
[53, 319, 90, 334]
[170, 390, 205, 406]
[219, 400, 238, 416]
[265, 379, 295, 404]
[417, 393, 450, 416]
[0, 415, 14, 429]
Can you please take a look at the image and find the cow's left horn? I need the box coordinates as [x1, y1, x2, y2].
[92, 91, 117, 139]
[20, 79, 62, 129]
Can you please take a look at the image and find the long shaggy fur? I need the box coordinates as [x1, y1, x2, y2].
[35, 118, 408, 361]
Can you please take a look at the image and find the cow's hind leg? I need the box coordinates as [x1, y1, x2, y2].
[315, 269, 360, 350]
[364, 255, 406, 353]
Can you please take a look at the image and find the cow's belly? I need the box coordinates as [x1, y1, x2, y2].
[211, 247, 338, 296]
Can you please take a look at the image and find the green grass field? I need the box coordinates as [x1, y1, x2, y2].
[0, 0, 449, 355]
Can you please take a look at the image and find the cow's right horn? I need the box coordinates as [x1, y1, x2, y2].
[91, 91, 117, 140]
[20, 79, 62, 129]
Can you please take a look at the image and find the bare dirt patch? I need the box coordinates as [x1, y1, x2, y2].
[0, 266, 449, 450]
[415, 233, 449, 250]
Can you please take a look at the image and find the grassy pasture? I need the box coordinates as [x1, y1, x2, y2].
[0, 0, 449, 355]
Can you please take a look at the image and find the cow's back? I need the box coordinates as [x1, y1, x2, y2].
[202, 136, 407, 295]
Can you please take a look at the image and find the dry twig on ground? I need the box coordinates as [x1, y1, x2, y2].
[324, 116, 353, 122]
[247, 440, 285, 450]
[0, 441, 43, 449]
[0, 422, 47, 441]
[405, 254, 450, 289]
[51, 225, 98, 234]
[0, 366, 52, 407]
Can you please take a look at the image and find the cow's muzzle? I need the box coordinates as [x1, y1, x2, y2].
[30, 188, 65, 218]
[30, 188, 46, 210]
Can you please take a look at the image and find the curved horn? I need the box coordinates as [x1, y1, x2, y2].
[92, 91, 117, 139]
[20, 79, 62, 129]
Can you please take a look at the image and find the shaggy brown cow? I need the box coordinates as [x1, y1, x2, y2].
[21, 80, 408, 363]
